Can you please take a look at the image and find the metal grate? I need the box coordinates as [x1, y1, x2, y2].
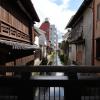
[34, 87, 64, 100]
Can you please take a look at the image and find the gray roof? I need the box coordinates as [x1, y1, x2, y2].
[66, 0, 92, 28]
[18, 0, 40, 22]
[0, 39, 40, 50]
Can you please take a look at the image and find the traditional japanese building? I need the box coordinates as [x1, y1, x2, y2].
[66, 0, 100, 66]
[66, 0, 92, 65]
[0, 0, 40, 68]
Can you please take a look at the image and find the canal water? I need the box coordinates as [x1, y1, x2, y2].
[51, 52, 64, 97]
[34, 52, 65, 100]
[53, 52, 64, 76]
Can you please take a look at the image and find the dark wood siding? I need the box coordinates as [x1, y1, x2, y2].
[0, 0, 32, 42]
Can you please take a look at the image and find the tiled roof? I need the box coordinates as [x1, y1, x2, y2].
[0, 39, 40, 50]
[66, 0, 92, 28]
[17, 0, 40, 22]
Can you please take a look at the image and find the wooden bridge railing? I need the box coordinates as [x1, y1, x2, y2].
[0, 66, 100, 100]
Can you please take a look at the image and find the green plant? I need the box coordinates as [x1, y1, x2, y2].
[64, 55, 68, 65]
[59, 54, 64, 64]
[59, 54, 68, 65]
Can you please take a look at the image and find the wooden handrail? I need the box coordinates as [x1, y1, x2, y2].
[0, 66, 100, 73]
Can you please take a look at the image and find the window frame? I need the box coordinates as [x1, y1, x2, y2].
[97, 3, 100, 20]
[96, 38, 100, 60]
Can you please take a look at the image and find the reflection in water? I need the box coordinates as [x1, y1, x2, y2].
[50, 87, 64, 96]
[56, 72, 64, 76]
[51, 52, 64, 96]
[54, 52, 64, 77]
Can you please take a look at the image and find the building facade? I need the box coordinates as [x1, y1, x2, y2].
[62, 30, 76, 64]
[50, 25, 58, 50]
[0, 0, 40, 68]
[40, 18, 50, 47]
[40, 18, 52, 54]
[66, 0, 93, 65]
[94, 0, 100, 65]
[34, 26, 47, 59]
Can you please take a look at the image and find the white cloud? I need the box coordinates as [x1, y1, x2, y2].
[31, 0, 75, 42]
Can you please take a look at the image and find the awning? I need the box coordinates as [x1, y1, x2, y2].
[0, 39, 40, 50]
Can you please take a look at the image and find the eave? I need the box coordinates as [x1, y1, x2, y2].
[66, 0, 92, 28]
[17, 0, 40, 23]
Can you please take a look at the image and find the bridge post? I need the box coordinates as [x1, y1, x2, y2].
[64, 85, 81, 100]
[64, 72, 81, 100]
[18, 81, 34, 100]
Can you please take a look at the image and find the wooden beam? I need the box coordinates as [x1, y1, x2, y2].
[0, 66, 100, 73]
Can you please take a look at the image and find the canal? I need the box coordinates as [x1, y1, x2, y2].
[34, 52, 66, 100]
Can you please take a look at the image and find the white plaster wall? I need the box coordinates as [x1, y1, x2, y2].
[34, 36, 39, 47]
[83, 2, 93, 65]
[69, 44, 76, 63]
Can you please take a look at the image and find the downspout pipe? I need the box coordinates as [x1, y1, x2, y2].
[92, 0, 95, 65]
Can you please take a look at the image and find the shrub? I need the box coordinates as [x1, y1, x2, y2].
[40, 57, 48, 65]
[64, 55, 68, 65]
[59, 54, 68, 65]
[59, 54, 64, 64]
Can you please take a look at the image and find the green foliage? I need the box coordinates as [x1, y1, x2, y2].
[40, 58, 48, 65]
[59, 54, 64, 64]
[59, 54, 68, 65]
[58, 40, 69, 65]
[64, 55, 68, 65]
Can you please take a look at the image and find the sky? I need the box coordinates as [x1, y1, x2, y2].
[31, 0, 84, 42]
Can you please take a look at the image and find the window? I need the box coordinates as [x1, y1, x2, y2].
[96, 38, 100, 59]
[97, 4, 100, 20]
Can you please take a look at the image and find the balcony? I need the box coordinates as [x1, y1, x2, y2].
[0, 66, 100, 100]
[67, 17, 85, 44]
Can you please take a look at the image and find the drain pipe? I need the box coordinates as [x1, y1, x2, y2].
[92, 0, 95, 65]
